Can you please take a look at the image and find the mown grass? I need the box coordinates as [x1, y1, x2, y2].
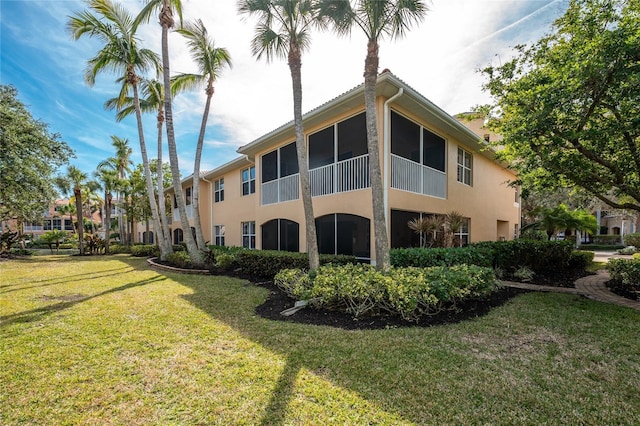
[1, 255, 639, 425]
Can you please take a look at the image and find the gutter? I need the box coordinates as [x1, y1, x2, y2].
[383, 87, 404, 232]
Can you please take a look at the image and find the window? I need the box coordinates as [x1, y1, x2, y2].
[261, 219, 299, 252]
[44, 219, 52, 230]
[391, 111, 446, 172]
[53, 218, 62, 230]
[457, 147, 472, 185]
[64, 219, 74, 231]
[261, 142, 299, 182]
[215, 225, 225, 246]
[242, 221, 255, 249]
[185, 186, 192, 205]
[315, 214, 370, 260]
[173, 228, 184, 244]
[454, 218, 470, 247]
[242, 167, 256, 196]
[214, 178, 224, 202]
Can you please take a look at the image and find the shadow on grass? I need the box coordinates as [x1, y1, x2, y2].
[0, 266, 135, 294]
[0, 275, 166, 328]
[179, 277, 424, 424]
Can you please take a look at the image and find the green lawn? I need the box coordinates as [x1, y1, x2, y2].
[1, 255, 639, 425]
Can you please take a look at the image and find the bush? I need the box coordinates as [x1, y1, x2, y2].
[215, 253, 236, 270]
[234, 250, 356, 279]
[607, 258, 640, 292]
[624, 233, 640, 248]
[390, 246, 493, 268]
[592, 235, 623, 245]
[473, 239, 574, 274]
[569, 250, 594, 269]
[10, 248, 33, 256]
[109, 244, 131, 254]
[166, 251, 192, 269]
[131, 244, 159, 258]
[275, 264, 500, 321]
[617, 246, 637, 255]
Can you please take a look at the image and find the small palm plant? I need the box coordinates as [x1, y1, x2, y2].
[444, 210, 466, 248]
[407, 215, 444, 247]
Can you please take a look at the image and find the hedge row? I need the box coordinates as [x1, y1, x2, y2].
[391, 240, 581, 276]
[275, 263, 501, 321]
[232, 250, 356, 279]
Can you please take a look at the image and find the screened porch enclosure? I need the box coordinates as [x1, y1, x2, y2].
[390, 111, 447, 199]
[308, 112, 370, 197]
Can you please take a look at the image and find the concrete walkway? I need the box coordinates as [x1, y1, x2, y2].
[502, 270, 640, 311]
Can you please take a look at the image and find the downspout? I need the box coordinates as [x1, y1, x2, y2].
[383, 88, 404, 232]
[201, 175, 214, 244]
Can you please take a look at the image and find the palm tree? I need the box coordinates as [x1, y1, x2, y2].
[56, 166, 88, 255]
[136, 0, 205, 265]
[318, 0, 428, 269]
[239, 0, 321, 270]
[95, 160, 121, 253]
[408, 215, 443, 248]
[173, 19, 232, 250]
[57, 203, 76, 234]
[105, 83, 173, 254]
[81, 181, 103, 234]
[68, 0, 169, 258]
[444, 210, 466, 248]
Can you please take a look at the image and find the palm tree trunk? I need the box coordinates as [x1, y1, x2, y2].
[131, 80, 166, 258]
[160, 2, 203, 265]
[191, 83, 213, 250]
[289, 43, 319, 270]
[74, 189, 84, 255]
[364, 39, 390, 270]
[104, 192, 111, 254]
[156, 108, 173, 259]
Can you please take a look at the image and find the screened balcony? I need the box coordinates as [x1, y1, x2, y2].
[390, 110, 447, 199]
[310, 154, 370, 197]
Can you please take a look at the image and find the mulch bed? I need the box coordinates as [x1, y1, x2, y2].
[607, 282, 640, 301]
[511, 268, 591, 288]
[254, 281, 528, 330]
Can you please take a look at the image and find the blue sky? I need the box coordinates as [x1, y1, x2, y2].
[0, 0, 569, 179]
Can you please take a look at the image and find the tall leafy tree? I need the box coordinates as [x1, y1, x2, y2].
[105, 82, 173, 252]
[238, 0, 321, 270]
[174, 19, 232, 250]
[318, 0, 428, 269]
[0, 85, 73, 229]
[482, 0, 640, 213]
[67, 0, 171, 257]
[136, 0, 206, 265]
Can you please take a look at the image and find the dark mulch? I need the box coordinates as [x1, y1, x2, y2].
[607, 282, 640, 301]
[510, 268, 591, 288]
[254, 281, 529, 330]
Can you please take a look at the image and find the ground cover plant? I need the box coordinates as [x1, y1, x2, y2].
[2, 255, 639, 425]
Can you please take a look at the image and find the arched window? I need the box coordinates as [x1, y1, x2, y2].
[173, 228, 184, 245]
[315, 214, 370, 260]
[261, 219, 299, 252]
[142, 231, 154, 244]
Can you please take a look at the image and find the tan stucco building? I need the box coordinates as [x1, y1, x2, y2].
[150, 72, 520, 263]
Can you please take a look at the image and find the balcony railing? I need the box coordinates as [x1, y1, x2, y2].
[173, 204, 194, 222]
[261, 173, 300, 205]
[310, 154, 370, 197]
[391, 154, 446, 199]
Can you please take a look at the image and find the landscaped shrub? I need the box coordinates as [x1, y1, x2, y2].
[617, 246, 637, 255]
[624, 233, 640, 248]
[390, 246, 493, 268]
[131, 244, 159, 258]
[234, 250, 356, 279]
[569, 250, 594, 270]
[275, 263, 501, 321]
[607, 258, 640, 292]
[472, 239, 574, 274]
[166, 251, 192, 269]
[592, 235, 623, 245]
[109, 244, 131, 254]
